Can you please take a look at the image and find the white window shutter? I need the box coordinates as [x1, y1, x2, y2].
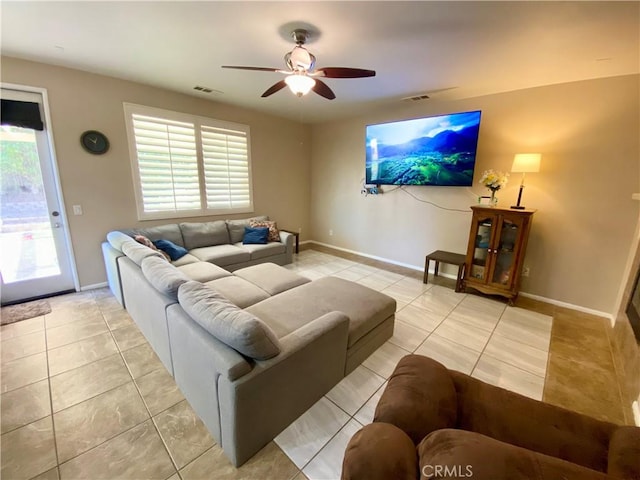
[131, 114, 200, 214]
[201, 125, 252, 210]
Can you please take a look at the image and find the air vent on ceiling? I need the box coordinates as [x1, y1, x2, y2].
[193, 85, 222, 94]
[402, 94, 430, 102]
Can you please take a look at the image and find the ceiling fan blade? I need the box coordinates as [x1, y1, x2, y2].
[316, 67, 376, 78]
[312, 79, 336, 100]
[261, 80, 288, 98]
[222, 66, 281, 72]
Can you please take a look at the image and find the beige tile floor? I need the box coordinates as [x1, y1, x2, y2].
[1, 249, 556, 480]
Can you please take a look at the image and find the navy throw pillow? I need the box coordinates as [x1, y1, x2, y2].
[153, 239, 188, 261]
[243, 227, 269, 245]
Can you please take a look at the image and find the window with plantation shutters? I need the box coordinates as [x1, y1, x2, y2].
[124, 104, 253, 220]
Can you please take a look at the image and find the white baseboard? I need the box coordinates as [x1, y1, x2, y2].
[307, 241, 459, 281]
[518, 291, 613, 320]
[307, 240, 613, 318]
[80, 282, 108, 291]
[633, 401, 640, 427]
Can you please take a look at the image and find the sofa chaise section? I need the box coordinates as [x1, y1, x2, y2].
[168, 281, 351, 466]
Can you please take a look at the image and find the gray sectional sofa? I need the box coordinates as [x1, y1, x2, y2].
[101, 216, 294, 306]
[100, 220, 396, 466]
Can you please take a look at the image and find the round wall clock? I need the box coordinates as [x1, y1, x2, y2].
[80, 130, 110, 155]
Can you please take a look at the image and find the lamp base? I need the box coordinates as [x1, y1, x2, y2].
[510, 205, 525, 210]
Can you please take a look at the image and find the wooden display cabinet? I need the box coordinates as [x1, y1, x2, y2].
[462, 206, 535, 304]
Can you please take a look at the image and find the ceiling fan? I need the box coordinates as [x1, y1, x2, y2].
[222, 29, 376, 100]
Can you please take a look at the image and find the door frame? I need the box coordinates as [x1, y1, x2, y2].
[2, 82, 80, 295]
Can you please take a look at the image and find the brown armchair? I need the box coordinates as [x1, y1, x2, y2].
[342, 355, 640, 480]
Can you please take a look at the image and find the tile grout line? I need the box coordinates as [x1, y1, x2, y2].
[100, 302, 182, 479]
[42, 312, 61, 478]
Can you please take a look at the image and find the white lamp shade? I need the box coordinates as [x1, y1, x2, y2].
[511, 153, 541, 173]
[285, 75, 316, 96]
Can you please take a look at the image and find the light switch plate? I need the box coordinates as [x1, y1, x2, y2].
[73, 205, 83, 215]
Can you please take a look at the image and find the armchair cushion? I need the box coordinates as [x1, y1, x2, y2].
[450, 369, 615, 472]
[607, 426, 640, 479]
[419, 429, 612, 480]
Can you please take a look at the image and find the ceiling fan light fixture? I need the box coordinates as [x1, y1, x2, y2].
[285, 74, 316, 96]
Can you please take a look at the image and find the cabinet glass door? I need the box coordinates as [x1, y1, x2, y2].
[469, 215, 494, 282]
[490, 217, 523, 287]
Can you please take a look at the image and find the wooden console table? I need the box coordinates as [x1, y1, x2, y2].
[423, 250, 466, 292]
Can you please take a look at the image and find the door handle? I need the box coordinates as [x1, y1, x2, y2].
[51, 211, 60, 217]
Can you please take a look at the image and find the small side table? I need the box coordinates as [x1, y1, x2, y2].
[423, 250, 466, 292]
[281, 229, 300, 254]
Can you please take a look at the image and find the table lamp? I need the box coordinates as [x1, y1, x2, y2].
[511, 153, 541, 209]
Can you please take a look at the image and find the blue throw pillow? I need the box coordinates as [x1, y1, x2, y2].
[243, 227, 269, 245]
[153, 239, 188, 261]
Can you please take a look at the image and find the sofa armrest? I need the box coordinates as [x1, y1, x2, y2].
[102, 241, 126, 306]
[342, 423, 417, 480]
[166, 303, 253, 447]
[279, 230, 294, 263]
[279, 230, 293, 249]
[217, 311, 350, 466]
[374, 355, 457, 444]
[608, 426, 640, 479]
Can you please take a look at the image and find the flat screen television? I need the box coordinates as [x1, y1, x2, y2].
[365, 110, 482, 186]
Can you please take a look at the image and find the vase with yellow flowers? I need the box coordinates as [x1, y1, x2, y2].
[479, 169, 509, 206]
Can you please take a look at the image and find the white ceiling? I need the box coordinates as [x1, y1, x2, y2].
[2, 1, 638, 123]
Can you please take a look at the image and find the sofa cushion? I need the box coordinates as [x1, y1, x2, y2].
[204, 276, 270, 309]
[177, 262, 232, 283]
[449, 369, 616, 473]
[125, 223, 184, 247]
[154, 239, 188, 261]
[107, 230, 135, 251]
[172, 253, 199, 267]
[243, 227, 269, 245]
[189, 244, 251, 266]
[226, 216, 269, 244]
[374, 355, 457, 445]
[234, 263, 310, 295]
[246, 276, 396, 345]
[122, 241, 165, 266]
[141, 256, 190, 299]
[235, 242, 286, 260]
[419, 429, 611, 480]
[608, 426, 640, 479]
[178, 281, 281, 360]
[180, 221, 229, 249]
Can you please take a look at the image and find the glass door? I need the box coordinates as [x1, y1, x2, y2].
[489, 216, 524, 288]
[0, 87, 76, 305]
[468, 213, 496, 282]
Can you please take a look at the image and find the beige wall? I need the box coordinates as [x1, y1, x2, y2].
[2, 57, 311, 288]
[310, 74, 640, 314]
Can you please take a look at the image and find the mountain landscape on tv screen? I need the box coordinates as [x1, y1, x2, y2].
[366, 113, 481, 186]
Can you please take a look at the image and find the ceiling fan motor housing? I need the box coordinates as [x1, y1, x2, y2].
[285, 46, 316, 71]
